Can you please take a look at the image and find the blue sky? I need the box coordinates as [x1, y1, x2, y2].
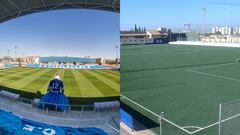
[0, 9, 119, 59]
[121, 0, 240, 31]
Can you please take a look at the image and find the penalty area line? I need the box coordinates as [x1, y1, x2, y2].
[187, 69, 240, 82]
[187, 62, 237, 71]
[190, 113, 240, 134]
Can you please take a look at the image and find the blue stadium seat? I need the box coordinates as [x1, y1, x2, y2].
[0, 109, 108, 135]
[26, 63, 106, 69]
[38, 93, 69, 112]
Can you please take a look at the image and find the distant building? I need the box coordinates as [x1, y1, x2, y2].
[157, 27, 167, 33]
[120, 28, 169, 45]
[120, 31, 153, 45]
[212, 26, 238, 35]
[201, 35, 240, 43]
[26, 56, 40, 64]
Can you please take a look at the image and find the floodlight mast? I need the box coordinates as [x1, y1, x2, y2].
[7, 49, 10, 63]
[115, 45, 119, 68]
[202, 7, 206, 37]
[14, 46, 17, 62]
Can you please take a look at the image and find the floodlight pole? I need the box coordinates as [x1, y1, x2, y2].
[115, 45, 119, 68]
[21, 52, 24, 63]
[202, 7, 206, 37]
[7, 49, 10, 63]
[14, 46, 17, 62]
[169, 32, 172, 42]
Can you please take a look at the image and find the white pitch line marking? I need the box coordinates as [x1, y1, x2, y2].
[190, 113, 240, 134]
[186, 62, 240, 82]
[121, 94, 192, 134]
[187, 69, 240, 82]
[188, 62, 236, 71]
[182, 126, 202, 130]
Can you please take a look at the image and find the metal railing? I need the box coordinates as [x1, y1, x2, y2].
[19, 97, 119, 113]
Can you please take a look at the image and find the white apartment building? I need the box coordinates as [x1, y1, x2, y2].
[212, 26, 239, 35]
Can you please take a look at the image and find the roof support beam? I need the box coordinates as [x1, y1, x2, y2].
[48, 3, 65, 10]
[85, 0, 88, 8]
[23, 0, 28, 9]
[7, 0, 22, 11]
[0, 4, 11, 13]
[111, 0, 118, 13]
[113, 0, 118, 5]
[41, 0, 47, 10]
[0, 0, 119, 23]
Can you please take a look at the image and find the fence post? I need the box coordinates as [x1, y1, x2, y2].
[218, 104, 222, 135]
[55, 103, 57, 111]
[82, 105, 84, 112]
[159, 112, 164, 135]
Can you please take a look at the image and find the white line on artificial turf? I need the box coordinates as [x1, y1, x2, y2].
[187, 69, 240, 82]
[186, 62, 240, 82]
[120, 94, 192, 134]
[122, 62, 240, 134]
[185, 62, 240, 134]
[187, 62, 236, 71]
[190, 113, 240, 134]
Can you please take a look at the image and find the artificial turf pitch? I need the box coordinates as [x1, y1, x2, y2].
[0, 67, 119, 101]
[121, 44, 240, 135]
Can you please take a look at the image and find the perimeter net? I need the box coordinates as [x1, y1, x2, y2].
[219, 99, 240, 135]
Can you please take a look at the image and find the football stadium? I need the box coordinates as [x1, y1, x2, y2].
[0, 56, 120, 104]
[0, 0, 120, 135]
[121, 44, 240, 135]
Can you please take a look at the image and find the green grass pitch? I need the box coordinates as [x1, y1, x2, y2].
[121, 44, 240, 135]
[0, 68, 120, 98]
